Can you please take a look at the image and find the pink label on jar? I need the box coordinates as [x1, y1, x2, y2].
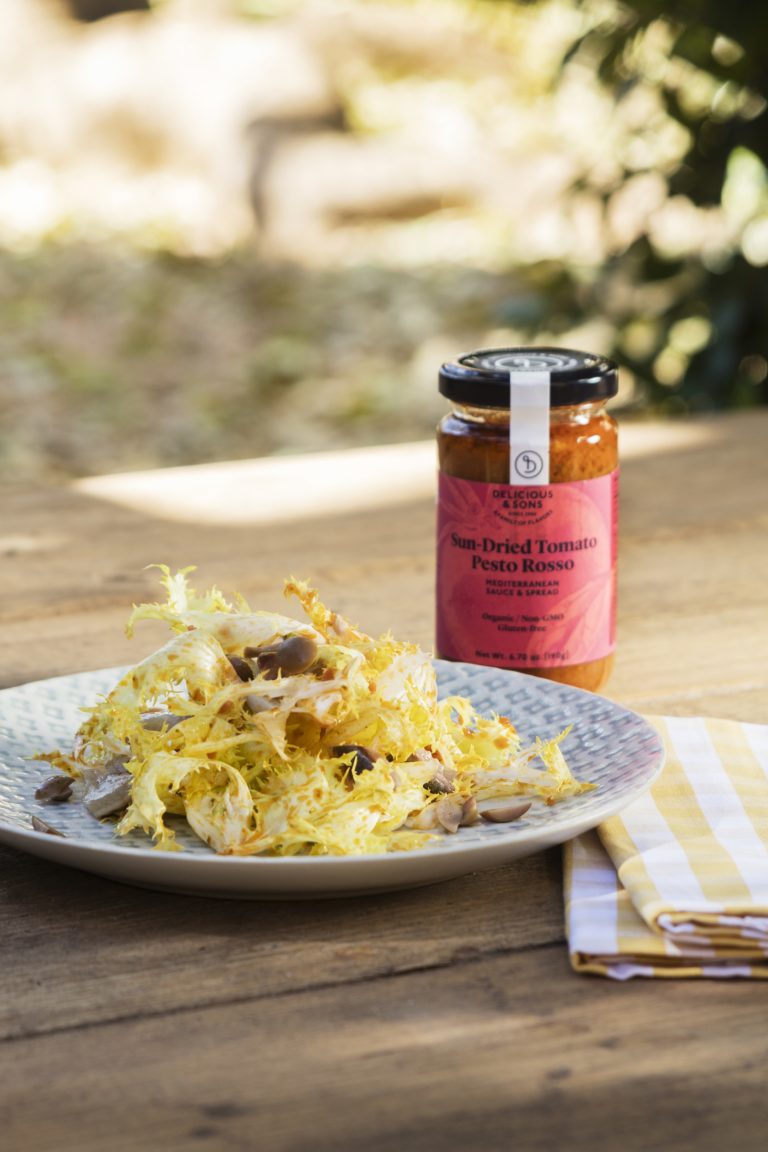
[436, 470, 618, 669]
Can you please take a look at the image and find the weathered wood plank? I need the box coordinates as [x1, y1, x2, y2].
[623, 686, 768, 721]
[0, 843, 564, 1042]
[3, 945, 766, 1152]
[3, 518, 766, 711]
[3, 413, 767, 700]
[0, 488, 439, 687]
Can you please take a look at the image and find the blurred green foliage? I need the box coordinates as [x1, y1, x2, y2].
[551, 0, 768, 410]
[2, 0, 767, 486]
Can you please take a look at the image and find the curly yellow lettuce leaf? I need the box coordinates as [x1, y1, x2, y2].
[52, 567, 591, 856]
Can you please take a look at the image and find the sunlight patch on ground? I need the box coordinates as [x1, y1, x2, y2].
[73, 441, 437, 525]
[71, 422, 717, 526]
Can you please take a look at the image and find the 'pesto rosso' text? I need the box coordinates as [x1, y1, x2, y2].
[450, 532, 598, 574]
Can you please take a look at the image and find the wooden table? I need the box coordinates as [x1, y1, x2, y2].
[2, 411, 767, 1151]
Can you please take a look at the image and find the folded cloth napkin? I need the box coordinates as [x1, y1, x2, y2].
[565, 716, 768, 979]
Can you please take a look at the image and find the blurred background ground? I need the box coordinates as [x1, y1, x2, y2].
[1, 0, 766, 483]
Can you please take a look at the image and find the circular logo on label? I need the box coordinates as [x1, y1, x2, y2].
[514, 450, 544, 479]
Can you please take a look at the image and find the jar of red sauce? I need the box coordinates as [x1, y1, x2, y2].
[436, 348, 619, 692]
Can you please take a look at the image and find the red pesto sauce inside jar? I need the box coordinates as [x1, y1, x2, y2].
[435, 349, 619, 692]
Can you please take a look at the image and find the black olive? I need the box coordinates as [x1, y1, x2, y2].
[228, 655, 255, 682]
[34, 775, 73, 803]
[333, 744, 377, 775]
[247, 635, 318, 679]
[243, 643, 276, 659]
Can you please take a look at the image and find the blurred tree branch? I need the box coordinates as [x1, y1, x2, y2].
[552, 0, 768, 410]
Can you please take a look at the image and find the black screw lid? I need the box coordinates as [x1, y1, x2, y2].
[439, 347, 619, 408]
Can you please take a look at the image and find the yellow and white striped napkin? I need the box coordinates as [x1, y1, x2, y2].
[565, 716, 768, 979]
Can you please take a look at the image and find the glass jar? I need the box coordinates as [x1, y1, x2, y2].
[436, 348, 619, 692]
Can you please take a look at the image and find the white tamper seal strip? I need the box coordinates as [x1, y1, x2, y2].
[508, 370, 551, 485]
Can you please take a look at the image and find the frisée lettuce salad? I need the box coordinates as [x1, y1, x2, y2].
[37, 568, 592, 855]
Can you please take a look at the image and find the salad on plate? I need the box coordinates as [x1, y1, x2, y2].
[36, 568, 591, 856]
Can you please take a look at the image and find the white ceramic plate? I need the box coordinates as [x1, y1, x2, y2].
[0, 662, 664, 898]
